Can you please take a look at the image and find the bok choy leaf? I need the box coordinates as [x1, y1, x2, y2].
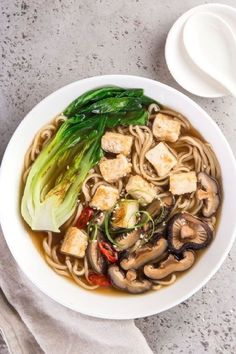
[21, 115, 106, 232]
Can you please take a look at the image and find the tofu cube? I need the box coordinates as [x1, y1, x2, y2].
[145, 142, 177, 177]
[101, 132, 133, 156]
[126, 175, 157, 205]
[169, 172, 197, 195]
[99, 154, 132, 183]
[153, 113, 181, 142]
[112, 199, 139, 229]
[90, 185, 119, 211]
[61, 227, 88, 258]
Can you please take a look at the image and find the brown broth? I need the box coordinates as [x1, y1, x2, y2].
[24, 217, 221, 297]
[24, 223, 128, 296]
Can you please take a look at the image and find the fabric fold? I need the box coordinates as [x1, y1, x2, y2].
[0, 232, 152, 354]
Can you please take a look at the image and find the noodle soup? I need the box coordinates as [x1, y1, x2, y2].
[21, 87, 221, 294]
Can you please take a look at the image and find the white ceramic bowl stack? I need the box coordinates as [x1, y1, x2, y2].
[165, 3, 236, 97]
[1, 75, 236, 319]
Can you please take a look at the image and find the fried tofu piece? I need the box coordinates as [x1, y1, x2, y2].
[112, 199, 139, 229]
[152, 113, 181, 142]
[145, 142, 177, 177]
[61, 227, 88, 258]
[126, 175, 157, 205]
[99, 154, 132, 183]
[101, 132, 133, 156]
[169, 172, 197, 195]
[90, 185, 119, 211]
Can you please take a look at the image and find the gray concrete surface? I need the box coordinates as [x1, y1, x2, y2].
[0, 0, 236, 353]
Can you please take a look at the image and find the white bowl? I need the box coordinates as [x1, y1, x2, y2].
[1, 75, 236, 319]
[165, 3, 236, 97]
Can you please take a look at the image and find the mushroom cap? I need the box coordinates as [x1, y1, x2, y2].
[120, 237, 168, 270]
[197, 172, 220, 217]
[115, 229, 141, 250]
[144, 251, 195, 280]
[167, 212, 213, 254]
[87, 234, 107, 274]
[108, 265, 152, 294]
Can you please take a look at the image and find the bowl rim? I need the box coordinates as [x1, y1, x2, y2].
[165, 3, 236, 98]
[1, 74, 236, 319]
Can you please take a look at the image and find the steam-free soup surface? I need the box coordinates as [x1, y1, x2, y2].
[20, 87, 222, 295]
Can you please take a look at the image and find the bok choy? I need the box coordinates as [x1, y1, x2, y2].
[21, 86, 158, 232]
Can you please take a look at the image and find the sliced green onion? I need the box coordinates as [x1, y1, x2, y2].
[134, 210, 153, 228]
[154, 204, 166, 225]
[138, 211, 155, 245]
[92, 224, 98, 241]
[87, 221, 98, 241]
[104, 212, 120, 246]
[104, 207, 154, 246]
[108, 208, 154, 234]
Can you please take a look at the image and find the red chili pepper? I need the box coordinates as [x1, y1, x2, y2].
[88, 273, 111, 287]
[76, 207, 94, 229]
[98, 241, 118, 263]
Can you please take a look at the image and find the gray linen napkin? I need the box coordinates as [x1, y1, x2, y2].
[0, 290, 42, 354]
[0, 232, 152, 354]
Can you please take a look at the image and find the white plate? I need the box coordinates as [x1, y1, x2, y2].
[1, 75, 236, 319]
[165, 3, 236, 97]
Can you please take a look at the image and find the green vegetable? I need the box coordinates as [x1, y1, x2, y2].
[21, 115, 106, 232]
[64, 86, 161, 117]
[106, 110, 148, 128]
[64, 87, 124, 117]
[21, 86, 161, 233]
[153, 204, 166, 226]
[104, 212, 120, 246]
[79, 97, 143, 115]
[104, 208, 153, 236]
[88, 223, 98, 241]
[137, 211, 155, 244]
[116, 89, 143, 98]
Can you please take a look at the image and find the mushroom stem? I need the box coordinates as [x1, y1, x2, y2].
[120, 238, 168, 271]
[144, 251, 195, 280]
[196, 189, 210, 200]
[126, 270, 137, 282]
[108, 265, 152, 294]
[197, 172, 220, 217]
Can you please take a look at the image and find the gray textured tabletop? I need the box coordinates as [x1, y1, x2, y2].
[0, 1, 236, 353]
